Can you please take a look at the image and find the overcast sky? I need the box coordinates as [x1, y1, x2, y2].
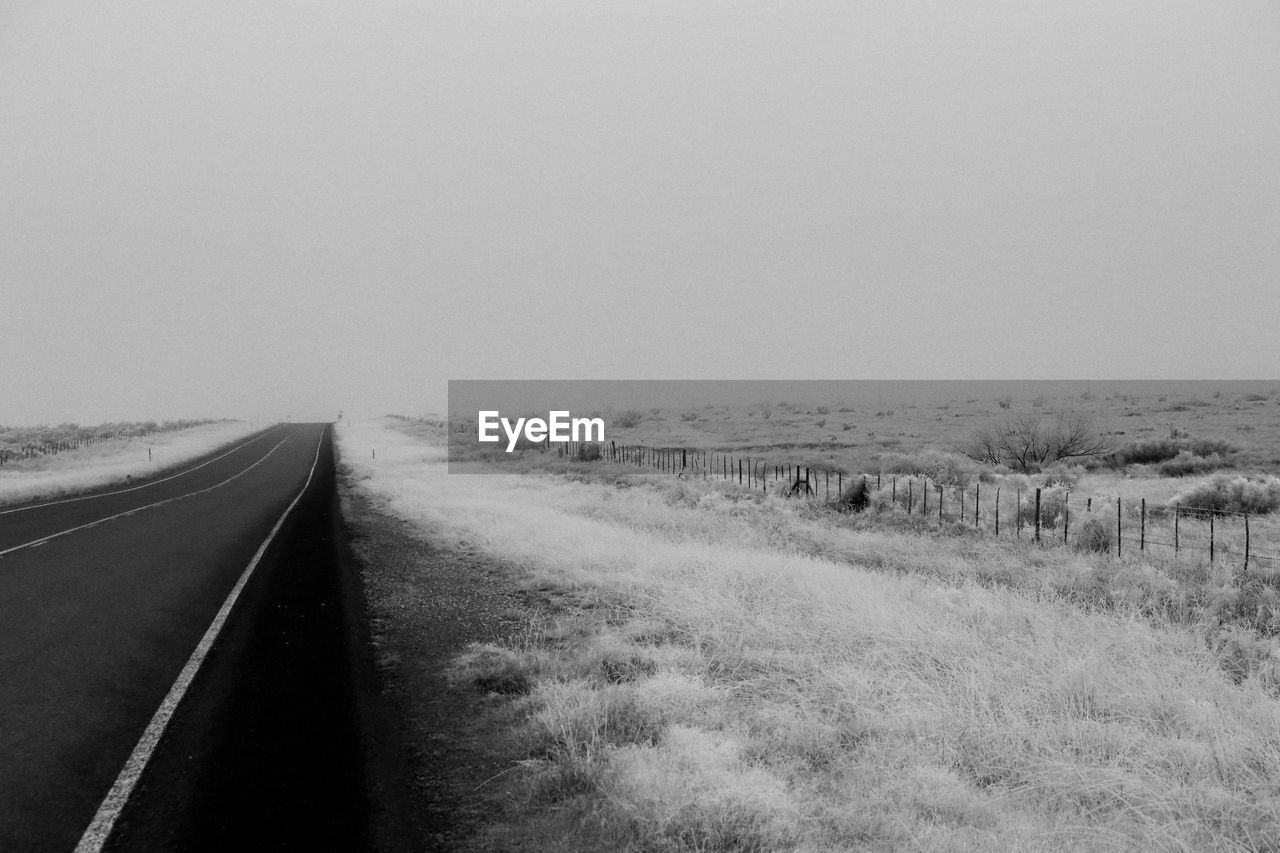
[2, 1, 1277, 424]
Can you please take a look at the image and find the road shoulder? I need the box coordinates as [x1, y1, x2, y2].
[337, 476, 534, 851]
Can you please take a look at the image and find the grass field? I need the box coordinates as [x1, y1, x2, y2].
[0, 420, 262, 506]
[449, 382, 1280, 476]
[339, 399, 1280, 852]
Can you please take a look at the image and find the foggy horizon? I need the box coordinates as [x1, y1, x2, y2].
[3, 1, 1277, 426]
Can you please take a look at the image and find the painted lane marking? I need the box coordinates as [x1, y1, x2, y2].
[73, 425, 327, 853]
[0, 426, 285, 517]
[0, 436, 292, 560]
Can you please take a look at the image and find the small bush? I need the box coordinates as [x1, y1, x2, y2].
[1106, 437, 1237, 469]
[1015, 487, 1070, 530]
[1170, 474, 1280, 515]
[451, 643, 534, 695]
[577, 442, 602, 461]
[880, 451, 979, 490]
[680, 411, 699, 422]
[1157, 450, 1226, 477]
[614, 410, 644, 429]
[1037, 462, 1084, 490]
[832, 477, 870, 512]
[1073, 513, 1114, 553]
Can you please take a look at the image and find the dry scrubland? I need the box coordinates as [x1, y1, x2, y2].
[591, 388, 1280, 478]
[342, 414, 1280, 852]
[0, 420, 261, 506]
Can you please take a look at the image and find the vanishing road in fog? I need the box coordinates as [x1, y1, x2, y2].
[0, 424, 376, 852]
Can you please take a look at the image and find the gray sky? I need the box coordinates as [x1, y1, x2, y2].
[2, 1, 1278, 424]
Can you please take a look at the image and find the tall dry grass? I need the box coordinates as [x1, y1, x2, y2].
[340, 418, 1280, 852]
[0, 420, 261, 506]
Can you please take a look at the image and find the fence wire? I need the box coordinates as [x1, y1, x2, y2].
[568, 441, 1279, 574]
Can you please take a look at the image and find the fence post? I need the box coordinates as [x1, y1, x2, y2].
[1016, 489, 1021, 538]
[892, 477, 897, 505]
[1245, 513, 1250, 574]
[1034, 488, 1041, 543]
[994, 487, 1000, 536]
[1140, 499, 1146, 552]
[838, 472, 842, 495]
[960, 487, 965, 522]
[826, 470, 830, 500]
[1209, 511, 1215, 563]
[1174, 504, 1179, 555]
[738, 459, 742, 485]
[1117, 498, 1122, 558]
[908, 479, 913, 514]
[922, 479, 928, 516]
[975, 482, 980, 529]
[877, 473, 882, 490]
[1064, 491, 1069, 545]
[939, 485, 944, 523]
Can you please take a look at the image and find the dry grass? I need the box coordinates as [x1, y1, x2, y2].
[341, 417, 1280, 852]
[0, 420, 261, 506]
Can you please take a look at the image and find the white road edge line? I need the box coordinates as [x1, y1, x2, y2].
[0, 437, 292, 560]
[0, 425, 284, 517]
[73, 425, 327, 853]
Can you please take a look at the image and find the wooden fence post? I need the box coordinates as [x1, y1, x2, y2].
[892, 477, 897, 505]
[1064, 491, 1069, 545]
[1174, 504, 1179, 555]
[1209, 511, 1215, 563]
[922, 479, 928, 516]
[908, 479, 913, 514]
[1016, 489, 1021, 538]
[1117, 498, 1122, 558]
[1034, 488, 1041, 543]
[1140, 499, 1146, 552]
[939, 485, 944, 523]
[1245, 513, 1250, 573]
[975, 482, 980, 529]
[994, 487, 1000, 536]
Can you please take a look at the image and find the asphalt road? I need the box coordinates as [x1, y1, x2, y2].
[0, 423, 381, 852]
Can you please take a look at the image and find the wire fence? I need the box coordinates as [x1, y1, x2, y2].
[554, 440, 1280, 574]
[0, 419, 223, 466]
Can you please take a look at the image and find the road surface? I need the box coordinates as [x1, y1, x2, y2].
[0, 423, 382, 851]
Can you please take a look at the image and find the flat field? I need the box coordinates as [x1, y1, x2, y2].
[587, 384, 1280, 474]
[0, 420, 262, 506]
[340, 393, 1280, 852]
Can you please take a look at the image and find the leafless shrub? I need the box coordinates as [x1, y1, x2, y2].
[960, 413, 1109, 472]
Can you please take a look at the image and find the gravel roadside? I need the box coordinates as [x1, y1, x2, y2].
[337, 475, 536, 852]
